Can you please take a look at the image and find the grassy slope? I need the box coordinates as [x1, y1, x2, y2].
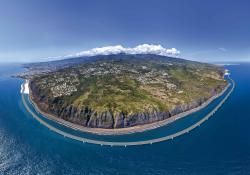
[33, 55, 227, 117]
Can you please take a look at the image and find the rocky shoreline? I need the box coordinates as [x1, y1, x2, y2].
[27, 80, 229, 135]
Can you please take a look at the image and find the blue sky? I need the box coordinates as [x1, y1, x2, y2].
[0, 0, 250, 62]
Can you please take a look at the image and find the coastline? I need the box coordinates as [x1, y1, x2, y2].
[23, 78, 230, 135]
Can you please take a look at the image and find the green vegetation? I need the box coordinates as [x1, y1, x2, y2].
[32, 54, 227, 117]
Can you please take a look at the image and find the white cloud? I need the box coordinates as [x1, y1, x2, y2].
[218, 47, 227, 52]
[66, 44, 180, 58]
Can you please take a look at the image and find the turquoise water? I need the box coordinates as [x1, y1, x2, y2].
[22, 76, 233, 144]
[0, 64, 250, 174]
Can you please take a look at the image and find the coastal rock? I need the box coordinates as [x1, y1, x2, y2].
[87, 111, 114, 129]
[170, 97, 207, 116]
[114, 112, 125, 128]
[123, 110, 170, 127]
[30, 80, 226, 129]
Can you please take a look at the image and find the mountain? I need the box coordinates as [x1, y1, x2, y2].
[24, 54, 227, 129]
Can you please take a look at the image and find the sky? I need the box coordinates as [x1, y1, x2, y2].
[0, 0, 250, 63]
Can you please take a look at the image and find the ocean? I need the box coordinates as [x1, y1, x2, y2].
[0, 63, 250, 175]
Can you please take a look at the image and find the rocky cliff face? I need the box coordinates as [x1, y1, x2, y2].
[30, 81, 226, 129]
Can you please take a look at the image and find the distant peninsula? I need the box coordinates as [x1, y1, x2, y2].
[19, 54, 228, 134]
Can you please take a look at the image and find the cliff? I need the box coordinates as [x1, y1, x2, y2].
[28, 54, 227, 129]
[30, 80, 225, 129]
